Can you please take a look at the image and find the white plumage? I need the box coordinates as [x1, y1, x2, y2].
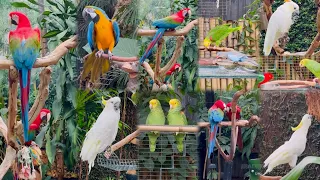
[263, 114, 312, 175]
[263, 1, 299, 56]
[80, 96, 121, 174]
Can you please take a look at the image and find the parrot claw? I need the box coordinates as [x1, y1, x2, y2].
[95, 50, 104, 58]
[313, 78, 319, 84]
[107, 50, 113, 61]
[104, 146, 112, 159]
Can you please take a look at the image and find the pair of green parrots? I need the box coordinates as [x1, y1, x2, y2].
[146, 99, 188, 152]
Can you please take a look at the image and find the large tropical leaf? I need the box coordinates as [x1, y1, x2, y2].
[112, 38, 139, 57]
[281, 156, 320, 180]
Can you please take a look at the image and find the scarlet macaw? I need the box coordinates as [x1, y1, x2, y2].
[9, 11, 40, 143]
[81, 6, 120, 82]
[208, 100, 226, 158]
[139, 8, 191, 63]
[25, 109, 51, 146]
[225, 102, 243, 150]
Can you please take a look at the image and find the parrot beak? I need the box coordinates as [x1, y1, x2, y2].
[46, 113, 51, 122]
[178, 66, 182, 72]
[299, 62, 304, 67]
[82, 7, 96, 21]
[187, 10, 192, 17]
[291, 121, 303, 131]
[102, 96, 107, 106]
[149, 104, 153, 109]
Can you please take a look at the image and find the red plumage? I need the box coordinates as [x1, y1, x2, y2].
[213, 100, 226, 111]
[226, 102, 243, 150]
[29, 109, 51, 130]
[166, 63, 181, 75]
[258, 72, 274, 88]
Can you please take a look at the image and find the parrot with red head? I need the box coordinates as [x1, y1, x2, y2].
[9, 11, 40, 143]
[225, 102, 243, 150]
[208, 100, 226, 158]
[25, 109, 51, 146]
[139, 8, 191, 63]
[258, 72, 274, 88]
[164, 63, 181, 83]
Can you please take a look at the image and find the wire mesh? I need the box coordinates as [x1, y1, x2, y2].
[96, 153, 138, 171]
[198, 0, 227, 18]
[138, 132, 198, 179]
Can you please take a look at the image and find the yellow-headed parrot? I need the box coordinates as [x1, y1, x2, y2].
[167, 99, 188, 152]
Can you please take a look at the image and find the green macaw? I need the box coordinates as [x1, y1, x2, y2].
[146, 99, 165, 152]
[203, 24, 242, 48]
[300, 59, 320, 82]
[167, 99, 188, 152]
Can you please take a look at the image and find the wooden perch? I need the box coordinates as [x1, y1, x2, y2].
[83, 53, 138, 63]
[110, 130, 140, 153]
[7, 66, 18, 150]
[262, 80, 316, 90]
[137, 19, 198, 36]
[0, 146, 16, 179]
[305, 1, 320, 57]
[159, 36, 184, 76]
[0, 36, 78, 69]
[198, 117, 260, 128]
[154, 38, 164, 86]
[198, 46, 234, 52]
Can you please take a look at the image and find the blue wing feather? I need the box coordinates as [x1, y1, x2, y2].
[152, 17, 180, 29]
[87, 21, 95, 51]
[112, 21, 120, 47]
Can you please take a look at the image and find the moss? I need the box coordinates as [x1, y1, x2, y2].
[257, 89, 320, 179]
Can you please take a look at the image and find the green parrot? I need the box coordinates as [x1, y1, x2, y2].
[203, 24, 242, 48]
[299, 59, 320, 82]
[146, 99, 165, 152]
[167, 99, 188, 152]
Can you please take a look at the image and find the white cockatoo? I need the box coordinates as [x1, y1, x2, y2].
[263, 0, 299, 56]
[80, 96, 121, 174]
[263, 114, 313, 175]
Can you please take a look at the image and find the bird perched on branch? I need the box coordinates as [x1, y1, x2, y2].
[203, 24, 242, 49]
[167, 99, 188, 152]
[25, 109, 51, 146]
[263, 0, 299, 56]
[9, 11, 40, 143]
[263, 114, 312, 175]
[299, 59, 320, 83]
[81, 6, 120, 82]
[208, 100, 226, 158]
[139, 8, 191, 64]
[146, 99, 165, 152]
[225, 102, 243, 151]
[80, 96, 121, 174]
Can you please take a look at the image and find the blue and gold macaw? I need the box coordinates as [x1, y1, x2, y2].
[81, 6, 120, 82]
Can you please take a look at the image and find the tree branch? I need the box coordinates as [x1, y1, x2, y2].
[154, 38, 164, 86]
[0, 36, 78, 69]
[110, 130, 140, 153]
[198, 46, 234, 51]
[137, 19, 198, 36]
[0, 146, 16, 179]
[159, 36, 185, 76]
[8, 66, 18, 149]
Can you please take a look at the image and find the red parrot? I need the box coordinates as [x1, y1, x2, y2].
[164, 63, 181, 83]
[258, 72, 274, 88]
[139, 8, 191, 63]
[225, 102, 243, 150]
[25, 109, 51, 146]
[9, 12, 41, 143]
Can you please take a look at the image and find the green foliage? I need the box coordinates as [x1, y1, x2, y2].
[282, 156, 320, 180]
[259, 0, 318, 53]
[237, 0, 260, 55]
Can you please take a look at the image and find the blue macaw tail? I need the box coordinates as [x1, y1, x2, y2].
[139, 28, 166, 64]
[208, 124, 218, 158]
[19, 68, 31, 143]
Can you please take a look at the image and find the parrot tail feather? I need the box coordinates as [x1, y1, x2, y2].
[208, 125, 218, 158]
[19, 69, 31, 143]
[139, 28, 166, 63]
[81, 50, 97, 81]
